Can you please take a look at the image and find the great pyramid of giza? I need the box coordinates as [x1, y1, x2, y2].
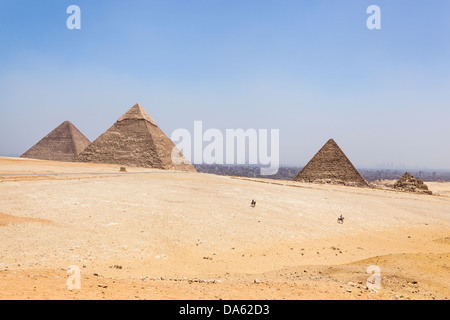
[293, 139, 368, 187]
[21, 121, 91, 162]
[393, 172, 432, 195]
[76, 103, 196, 172]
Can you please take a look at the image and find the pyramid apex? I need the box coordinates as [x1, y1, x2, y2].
[326, 138, 337, 144]
[117, 103, 156, 125]
[62, 120, 75, 127]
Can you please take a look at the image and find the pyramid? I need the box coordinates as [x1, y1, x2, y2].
[393, 172, 432, 195]
[21, 121, 91, 162]
[293, 139, 368, 187]
[76, 103, 196, 172]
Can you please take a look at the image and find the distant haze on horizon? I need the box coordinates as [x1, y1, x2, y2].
[1, 1, 449, 170]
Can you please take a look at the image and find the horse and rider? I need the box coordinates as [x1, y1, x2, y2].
[249, 199, 343, 225]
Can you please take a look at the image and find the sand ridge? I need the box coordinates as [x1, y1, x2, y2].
[0, 212, 51, 226]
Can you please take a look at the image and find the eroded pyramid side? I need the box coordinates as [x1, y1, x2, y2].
[21, 121, 91, 162]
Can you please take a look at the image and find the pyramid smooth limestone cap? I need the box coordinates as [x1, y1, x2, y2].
[117, 103, 156, 125]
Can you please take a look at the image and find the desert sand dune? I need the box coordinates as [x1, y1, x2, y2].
[0, 157, 449, 300]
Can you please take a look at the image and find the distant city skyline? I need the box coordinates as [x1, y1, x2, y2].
[1, 1, 449, 170]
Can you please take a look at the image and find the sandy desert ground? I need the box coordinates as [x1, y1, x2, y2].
[0, 156, 449, 300]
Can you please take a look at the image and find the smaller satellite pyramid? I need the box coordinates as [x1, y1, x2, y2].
[393, 172, 432, 195]
[76, 103, 196, 172]
[21, 121, 91, 162]
[293, 139, 368, 187]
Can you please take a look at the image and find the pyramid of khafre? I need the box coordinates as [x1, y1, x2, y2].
[293, 139, 368, 187]
[76, 103, 196, 172]
[21, 121, 91, 162]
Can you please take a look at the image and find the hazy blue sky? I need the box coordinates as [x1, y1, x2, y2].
[0, 0, 449, 169]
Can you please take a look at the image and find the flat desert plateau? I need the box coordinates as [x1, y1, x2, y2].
[0, 157, 449, 300]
